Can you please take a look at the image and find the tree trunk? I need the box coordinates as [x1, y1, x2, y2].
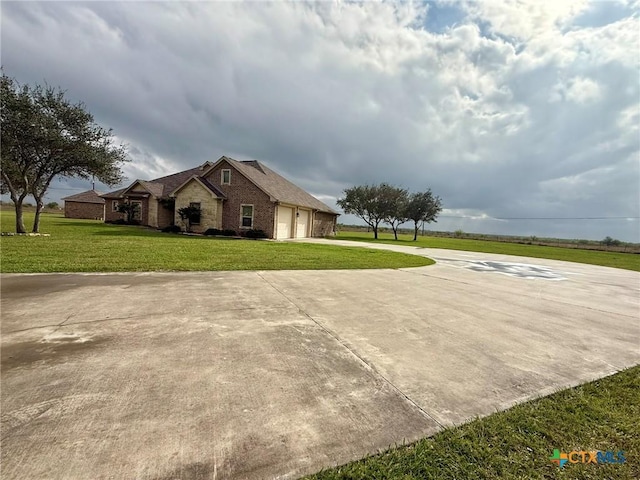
[413, 223, 419, 241]
[373, 226, 378, 239]
[10, 191, 28, 234]
[14, 200, 27, 233]
[32, 197, 44, 233]
[392, 225, 398, 240]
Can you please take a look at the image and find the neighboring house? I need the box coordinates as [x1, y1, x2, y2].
[61, 189, 105, 220]
[101, 156, 339, 239]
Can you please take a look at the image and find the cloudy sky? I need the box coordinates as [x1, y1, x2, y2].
[2, 0, 639, 241]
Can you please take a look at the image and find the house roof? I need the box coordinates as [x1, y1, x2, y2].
[147, 166, 204, 197]
[197, 177, 226, 198]
[119, 179, 166, 198]
[102, 157, 338, 215]
[100, 187, 127, 199]
[102, 166, 205, 200]
[215, 157, 338, 214]
[61, 189, 105, 204]
[170, 175, 227, 199]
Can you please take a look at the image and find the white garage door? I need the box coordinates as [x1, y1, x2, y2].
[296, 209, 310, 238]
[276, 206, 293, 239]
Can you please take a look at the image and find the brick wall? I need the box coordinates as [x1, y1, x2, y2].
[104, 199, 122, 222]
[174, 181, 222, 233]
[313, 211, 337, 237]
[147, 198, 159, 228]
[205, 161, 275, 237]
[102, 197, 149, 224]
[157, 201, 175, 229]
[64, 201, 105, 220]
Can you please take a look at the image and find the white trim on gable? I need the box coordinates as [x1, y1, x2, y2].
[121, 180, 154, 198]
[169, 176, 222, 198]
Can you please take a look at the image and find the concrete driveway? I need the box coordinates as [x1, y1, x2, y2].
[2, 240, 639, 479]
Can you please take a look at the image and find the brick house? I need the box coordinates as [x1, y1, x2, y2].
[62, 189, 105, 219]
[101, 156, 338, 238]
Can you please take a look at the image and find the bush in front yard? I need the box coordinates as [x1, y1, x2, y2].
[162, 225, 182, 233]
[244, 229, 268, 239]
[204, 228, 237, 236]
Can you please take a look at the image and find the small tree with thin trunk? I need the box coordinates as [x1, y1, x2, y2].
[116, 201, 140, 224]
[177, 205, 201, 233]
[405, 190, 443, 241]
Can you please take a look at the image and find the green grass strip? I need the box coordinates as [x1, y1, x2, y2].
[0, 213, 433, 273]
[335, 232, 640, 271]
[306, 366, 640, 480]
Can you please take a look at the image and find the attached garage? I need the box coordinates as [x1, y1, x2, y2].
[295, 209, 310, 238]
[276, 206, 294, 239]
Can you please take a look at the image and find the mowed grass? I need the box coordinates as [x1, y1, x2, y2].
[306, 366, 640, 480]
[0, 212, 433, 273]
[335, 231, 640, 271]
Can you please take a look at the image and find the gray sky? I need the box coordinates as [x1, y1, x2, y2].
[2, 1, 639, 241]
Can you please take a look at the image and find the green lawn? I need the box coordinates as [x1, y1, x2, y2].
[306, 366, 640, 480]
[0, 212, 433, 273]
[335, 232, 640, 272]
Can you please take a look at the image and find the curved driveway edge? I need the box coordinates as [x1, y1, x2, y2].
[2, 242, 639, 479]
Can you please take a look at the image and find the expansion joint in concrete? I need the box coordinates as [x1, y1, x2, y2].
[255, 272, 446, 430]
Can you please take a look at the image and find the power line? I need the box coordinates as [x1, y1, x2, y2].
[440, 215, 640, 220]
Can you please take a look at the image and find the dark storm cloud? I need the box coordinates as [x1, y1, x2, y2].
[2, 0, 638, 240]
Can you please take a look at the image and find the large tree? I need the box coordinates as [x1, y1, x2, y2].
[382, 185, 409, 240]
[1, 73, 127, 233]
[337, 183, 399, 239]
[405, 190, 443, 241]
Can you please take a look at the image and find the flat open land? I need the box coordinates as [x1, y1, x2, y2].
[2, 242, 638, 479]
[334, 231, 640, 271]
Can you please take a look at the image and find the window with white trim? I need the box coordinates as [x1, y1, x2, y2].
[241, 205, 253, 228]
[112, 200, 119, 212]
[221, 169, 231, 185]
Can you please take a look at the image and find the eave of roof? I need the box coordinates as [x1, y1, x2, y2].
[61, 190, 106, 204]
[169, 175, 227, 199]
[203, 156, 338, 215]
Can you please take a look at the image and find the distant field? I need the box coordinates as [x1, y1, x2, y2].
[339, 224, 640, 253]
[334, 231, 640, 272]
[0, 212, 433, 273]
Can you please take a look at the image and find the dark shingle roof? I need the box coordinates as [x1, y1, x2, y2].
[102, 158, 338, 215]
[225, 158, 337, 214]
[145, 166, 204, 196]
[137, 180, 165, 198]
[62, 190, 105, 204]
[100, 187, 127, 199]
[102, 166, 204, 199]
[197, 177, 226, 198]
